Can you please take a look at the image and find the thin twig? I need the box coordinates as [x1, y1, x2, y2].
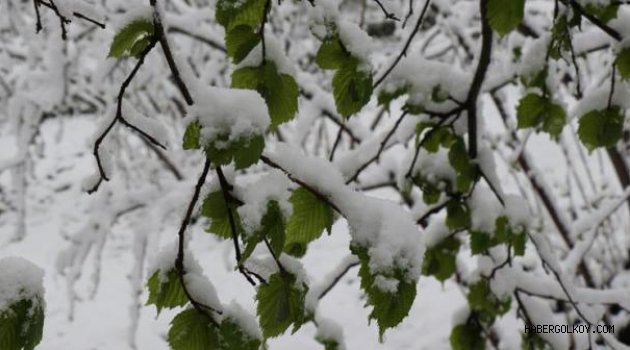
[373, 0, 432, 89]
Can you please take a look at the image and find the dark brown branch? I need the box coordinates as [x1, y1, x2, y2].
[373, 0, 432, 89]
[318, 261, 360, 300]
[559, 0, 622, 41]
[372, 0, 400, 21]
[215, 167, 262, 286]
[34, 0, 106, 37]
[328, 127, 344, 161]
[33, 0, 43, 32]
[88, 39, 161, 194]
[173, 158, 222, 319]
[465, 0, 493, 160]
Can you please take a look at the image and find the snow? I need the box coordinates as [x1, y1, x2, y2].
[187, 85, 270, 145]
[236, 35, 297, 77]
[315, 315, 346, 350]
[222, 300, 262, 340]
[380, 56, 471, 106]
[337, 21, 374, 66]
[236, 170, 292, 234]
[266, 143, 425, 284]
[467, 186, 502, 233]
[0, 257, 45, 312]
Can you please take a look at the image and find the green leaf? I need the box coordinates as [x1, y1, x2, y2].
[421, 181, 441, 205]
[378, 85, 409, 110]
[446, 200, 471, 231]
[470, 231, 493, 255]
[183, 121, 201, 150]
[242, 200, 287, 263]
[0, 299, 44, 350]
[226, 25, 261, 64]
[233, 134, 265, 169]
[256, 272, 307, 338]
[219, 319, 262, 350]
[422, 236, 460, 281]
[332, 58, 373, 117]
[168, 309, 220, 350]
[615, 47, 630, 80]
[448, 138, 477, 192]
[450, 321, 485, 350]
[467, 280, 511, 324]
[549, 16, 571, 60]
[316, 37, 349, 70]
[216, 0, 267, 30]
[108, 18, 154, 58]
[202, 191, 243, 239]
[232, 62, 299, 128]
[584, 3, 619, 24]
[146, 269, 188, 314]
[516, 93, 566, 139]
[353, 246, 416, 340]
[486, 0, 525, 36]
[285, 188, 334, 249]
[577, 107, 624, 151]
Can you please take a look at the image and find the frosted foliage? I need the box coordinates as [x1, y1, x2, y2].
[188, 86, 270, 144]
[222, 300, 262, 339]
[236, 169, 292, 234]
[0, 257, 45, 312]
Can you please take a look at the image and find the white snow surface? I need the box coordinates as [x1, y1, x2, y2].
[0, 257, 45, 312]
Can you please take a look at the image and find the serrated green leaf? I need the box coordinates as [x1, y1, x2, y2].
[446, 200, 471, 231]
[202, 191, 243, 239]
[486, 0, 525, 36]
[219, 319, 262, 350]
[226, 25, 261, 64]
[108, 18, 154, 58]
[168, 309, 220, 350]
[216, 0, 267, 30]
[468, 280, 511, 323]
[316, 37, 349, 70]
[352, 246, 416, 340]
[256, 273, 307, 338]
[285, 188, 334, 249]
[422, 236, 460, 281]
[578, 107, 624, 151]
[0, 299, 44, 350]
[183, 121, 201, 150]
[616, 48, 630, 80]
[470, 231, 492, 255]
[450, 321, 485, 350]
[516, 93, 566, 139]
[232, 62, 299, 128]
[241, 200, 286, 263]
[332, 59, 373, 117]
[146, 269, 188, 314]
[233, 134, 265, 169]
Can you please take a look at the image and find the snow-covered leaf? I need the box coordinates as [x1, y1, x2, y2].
[0, 299, 44, 350]
[332, 59, 373, 118]
[226, 25, 261, 64]
[577, 107, 624, 151]
[168, 309, 220, 350]
[422, 236, 460, 282]
[486, 0, 525, 36]
[285, 188, 334, 249]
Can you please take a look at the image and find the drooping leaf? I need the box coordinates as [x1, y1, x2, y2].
[352, 246, 416, 340]
[241, 200, 287, 263]
[168, 309, 220, 350]
[108, 18, 154, 58]
[422, 236, 460, 281]
[232, 134, 265, 169]
[446, 200, 471, 231]
[0, 299, 44, 350]
[216, 0, 267, 30]
[584, 3, 619, 24]
[615, 47, 630, 80]
[285, 188, 334, 250]
[256, 272, 307, 338]
[226, 25, 261, 64]
[202, 191, 243, 240]
[577, 107, 624, 151]
[183, 121, 201, 150]
[316, 37, 349, 70]
[218, 319, 262, 350]
[486, 0, 525, 36]
[231, 62, 299, 128]
[516, 93, 566, 139]
[146, 269, 188, 314]
[332, 58, 373, 118]
[450, 320, 485, 350]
